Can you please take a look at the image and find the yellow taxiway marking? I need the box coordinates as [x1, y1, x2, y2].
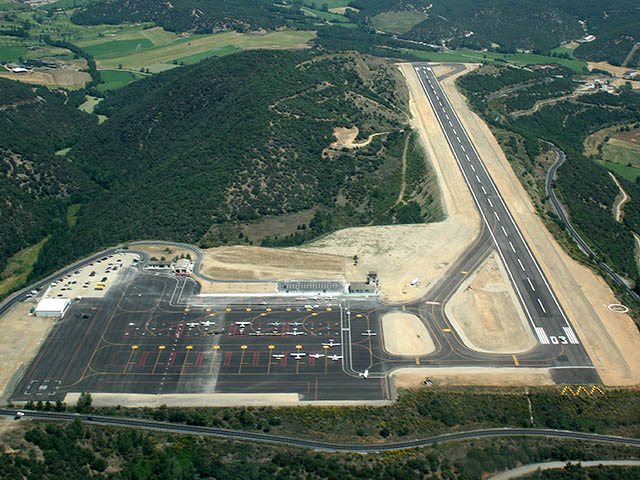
[326, 307, 332, 311]
[461, 271, 468, 274]
[123, 345, 138, 374]
[226, 308, 231, 312]
[209, 313, 215, 317]
[443, 328, 452, 332]
[286, 307, 292, 312]
[238, 346, 247, 374]
[205, 308, 211, 312]
[210, 346, 219, 375]
[184, 308, 190, 312]
[415, 357, 420, 365]
[356, 314, 363, 318]
[402, 305, 406, 311]
[266, 308, 272, 312]
[152, 345, 165, 374]
[512, 355, 519, 366]
[246, 308, 252, 312]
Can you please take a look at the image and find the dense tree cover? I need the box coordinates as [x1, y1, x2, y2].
[71, 0, 311, 34]
[0, 78, 97, 275]
[26, 50, 435, 279]
[353, 0, 640, 66]
[529, 463, 640, 479]
[2, 419, 639, 480]
[457, 65, 640, 283]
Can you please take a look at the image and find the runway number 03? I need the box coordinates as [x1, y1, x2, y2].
[549, 335, 568, 345]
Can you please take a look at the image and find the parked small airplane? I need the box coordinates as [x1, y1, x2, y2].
[272, 354, 285, 359]
[285, 330, 306, 336]
[249, 330, 265, 336]
[362, 330, 377, 336]
[322, 339, 340, 347]
[268, 321, 283, 327]
[288, 321, 303, 327]
[359, 369, 370, 378]
[290, 352, 306, 360]
[200, 320, 215, 327]
[309, 353, 325, 359]
[410, 277, 420, 287]
[235, 321, 251, 327]
[327, 354, 343, 361]
[186, 322, 200, 327]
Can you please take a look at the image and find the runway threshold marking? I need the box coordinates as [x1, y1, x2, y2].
[512, 355, 519, 366]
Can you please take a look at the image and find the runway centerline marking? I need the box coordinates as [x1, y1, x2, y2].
[518, 258, 526, 271]
[502, 226, 509, 236]
[527, 277, 536, 291]
[537, 298, 547, 314]
[509, 241, 516, 253]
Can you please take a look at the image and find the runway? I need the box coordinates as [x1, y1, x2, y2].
[412, 63, 597, 383]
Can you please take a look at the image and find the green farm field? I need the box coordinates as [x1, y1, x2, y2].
[301, 6, 351, 23]
[601, 159, 640, 182]
[603, 138, 640, 168]
[371, 11, 428, 34]
[96, 70, 145, 92]
[405, 48, 588, 73]
[302, 0, 352, 8]
[94, 30, 316, 70]
[171, 45, 241, 65]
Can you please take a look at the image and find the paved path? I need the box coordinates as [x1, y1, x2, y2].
[490, 459, 640, 479]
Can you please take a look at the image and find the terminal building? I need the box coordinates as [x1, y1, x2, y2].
[173, 258, 192, 276]
[35, 298, 70, 318]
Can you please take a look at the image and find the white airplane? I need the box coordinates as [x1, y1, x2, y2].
[359, 369, 370, 379]
[235, 321, 251, 327]
[272, 354, 285, 359]
[268, 321, 283, 327]
[288, 321, 303, 327]
[327, 354, 343, 361]
[362, 330, 377, 336]
[200, 320, 215, 327]
[410, 277, 420, 287]
[285, 330, 306, 336]
[290, 352, 306, 360]
[309, 353, 325, 359]
[186, 322, 200, 327]
[249, 331, 264, 336]
[322, 339, 340, 347]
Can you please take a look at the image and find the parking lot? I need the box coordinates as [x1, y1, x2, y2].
[44, 252, 140, 299]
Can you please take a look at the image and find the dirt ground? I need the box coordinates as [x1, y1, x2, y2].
[198, 281, 276, 295]
[588, 61, 639, 78]
[0, 303, 56, 402]
[390, 367, 553, 389]
[381, 312, 435, 356]
[201, 246, 345, 281]
[331, 126, 389, 149]
[0, 70, 90, 87]
[446, 252, 537, 354]
[295, 63, 481, 303]
[134, 244, 194, 262]
[441, 63, 640, 385]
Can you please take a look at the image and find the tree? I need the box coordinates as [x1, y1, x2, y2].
[75, 392, 92, 413]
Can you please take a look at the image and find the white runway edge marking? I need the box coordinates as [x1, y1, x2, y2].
[487, 198, 493, 207]
[501, 225, 508, 236]
[517, 258, 525, 271]
[535, 326, 549, 344]
[537, 298, 547, 314]
[494, 211, 500, 221]
[527, 277, 536, 291]
[481, 186, 487, 194]
[509, 241, 516, 253]
[563, 326, 579, 344]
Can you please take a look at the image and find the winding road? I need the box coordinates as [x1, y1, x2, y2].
[1, 409, 639, 452]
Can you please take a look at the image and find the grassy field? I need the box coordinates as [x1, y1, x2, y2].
[0, 0, 26, 10]
[601, 160, 640, 182]
[405, 48, 588, 73]
[95, 30, 316, 70]
[371, 11, 428, 34]
[96, 70, 143, 92]
[301, 6, 351, 23]
[0, 45, 26, 63]
[0, 237, 48, 300]
[77, 95, 102, 114]
[603, 138, 640, 167]
[170, 45, 241, 65]
[82, 38, 154, 59]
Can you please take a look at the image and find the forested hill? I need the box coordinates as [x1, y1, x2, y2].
[71, 0, 309, 33]
[0, 79, 97, 274]
[29, 50, 434, 277]
[353, 0, 640, 66]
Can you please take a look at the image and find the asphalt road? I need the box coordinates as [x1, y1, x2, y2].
[413, 64, 595, 377]
[1, 410, 639, 452]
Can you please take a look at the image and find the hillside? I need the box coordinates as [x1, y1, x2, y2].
[353, 0, 640, 66]
[27, 50, 441, 278]
[70, 0, 310, 33]
[0, 79, 97, 275]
